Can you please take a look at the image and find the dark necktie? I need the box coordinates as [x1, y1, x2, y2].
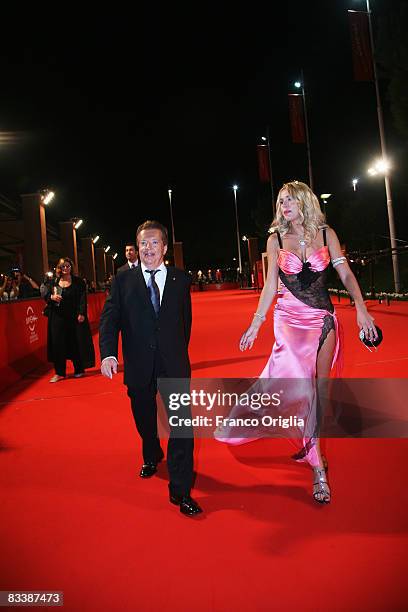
[145, 269, 160, 315]
[131, 263, 136, 269]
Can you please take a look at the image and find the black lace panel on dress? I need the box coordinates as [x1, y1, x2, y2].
[278, 266, 335, 353]
[279, 266, 334, 313]
[318, 314, 335, 352]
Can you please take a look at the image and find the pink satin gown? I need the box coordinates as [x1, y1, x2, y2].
[215, 242, 341, 467]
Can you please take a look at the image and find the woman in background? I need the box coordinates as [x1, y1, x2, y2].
[44, 257, 95, 382]
[0, 275, 19, 301]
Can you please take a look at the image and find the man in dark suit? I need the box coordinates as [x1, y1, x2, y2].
[116, 242, 138, 273]
[99, 220, 202, 516]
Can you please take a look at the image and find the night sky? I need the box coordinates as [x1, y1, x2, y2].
[0, 1, 406, 271]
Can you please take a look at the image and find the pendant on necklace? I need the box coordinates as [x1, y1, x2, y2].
[299, 239, 306, 247]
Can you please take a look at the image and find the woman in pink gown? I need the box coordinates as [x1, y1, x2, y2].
[217, 181, 377, 503]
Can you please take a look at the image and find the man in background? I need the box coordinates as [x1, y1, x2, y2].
[14, 269, 40, 299]
[117, 242, 138, 273]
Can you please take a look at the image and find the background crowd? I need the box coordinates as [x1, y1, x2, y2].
[0, 262, 252, 303]
[0, 269, 40, 301]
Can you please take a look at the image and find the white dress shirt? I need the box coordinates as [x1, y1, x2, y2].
[102, 262, 167, 365]
[140, 261, 167, 305]
[128, 260, 138, 268]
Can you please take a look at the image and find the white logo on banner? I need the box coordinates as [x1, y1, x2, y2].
[26, 305, 39, 344]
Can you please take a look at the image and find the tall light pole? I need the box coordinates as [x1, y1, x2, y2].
[349, 0, 400, 293]
[261, 131, 276, 216]
[167, 188, 176, 244]
[233, 185, 242, 275]
[294, 69, 313, 190]
[359, 0, 400, 291]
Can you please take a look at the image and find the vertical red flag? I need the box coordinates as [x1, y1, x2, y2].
[288, 94, 305, 143]
[348, 10, 374, 81]
[256, 144, 270, 182]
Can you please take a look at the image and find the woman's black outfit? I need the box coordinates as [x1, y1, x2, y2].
[44, 276, 95, 377]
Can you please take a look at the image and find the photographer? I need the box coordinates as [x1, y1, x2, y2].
[0, 274, 19, 301]
[13, 269, 40, 299]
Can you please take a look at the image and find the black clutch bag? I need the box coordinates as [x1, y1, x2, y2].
[359, 325, 383, 351]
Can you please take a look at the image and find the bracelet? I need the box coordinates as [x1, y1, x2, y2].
[332, 256, 347, 268]
[253, 312, 266, 321]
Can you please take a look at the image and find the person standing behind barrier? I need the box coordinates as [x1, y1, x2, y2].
[0, 274, 19, 301]
[44, 257, 95, 383]
[15, 270, 40, 299]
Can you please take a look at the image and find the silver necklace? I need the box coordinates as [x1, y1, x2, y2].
[298, 236, 307, 263]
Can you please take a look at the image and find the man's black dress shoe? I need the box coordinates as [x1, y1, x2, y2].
[139, 450, 164, 478]
[139, 462, 158, 478]
[169, 494, 203, 516]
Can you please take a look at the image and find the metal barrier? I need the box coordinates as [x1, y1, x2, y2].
[0, 293, 106, 394]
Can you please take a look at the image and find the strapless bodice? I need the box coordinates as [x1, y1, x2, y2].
[278, 245, 330, 275]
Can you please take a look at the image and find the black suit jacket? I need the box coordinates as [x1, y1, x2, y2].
[117, 261, 138, 273]
[99, 265, 192, 387]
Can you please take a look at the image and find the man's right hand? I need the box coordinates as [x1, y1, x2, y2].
[51, 294, 62, 303]
[101, 357, 118, 379]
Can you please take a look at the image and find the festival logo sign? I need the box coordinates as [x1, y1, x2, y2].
[26, 305, 39, 344]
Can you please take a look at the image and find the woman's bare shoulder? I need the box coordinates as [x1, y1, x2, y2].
[267, 232, 280, 254]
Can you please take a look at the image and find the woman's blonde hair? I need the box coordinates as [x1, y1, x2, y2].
[269, 181, 326, 242]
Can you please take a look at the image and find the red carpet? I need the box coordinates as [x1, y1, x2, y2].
[1, 291, 407, 611]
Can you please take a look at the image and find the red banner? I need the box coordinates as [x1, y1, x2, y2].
[256, 144, 270, 182]
[348, 10, 374, 81]
[0, 293, 107, 393]
[288, 94, 305, 143]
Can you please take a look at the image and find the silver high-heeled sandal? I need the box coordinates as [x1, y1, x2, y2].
[313, 464, 331, 504]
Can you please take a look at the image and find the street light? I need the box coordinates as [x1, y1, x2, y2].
[366, 158, 400, 290]
[74, 219, 83, 230]
[93, 235, 100, 244]
[292, 70, 313, 189]
[259, 131, 276, 214]
[167, 188, 176, 244]
[352, 178, 359, 191]
[353, 0, 400, 291]
[367, 158, 391, 176]
[113, 253, 118, 260]
[40, 190, 55, 205]
[104, 245, 111, 253]
[320, 193, 332, 218]
[232, 185, 242, 275]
